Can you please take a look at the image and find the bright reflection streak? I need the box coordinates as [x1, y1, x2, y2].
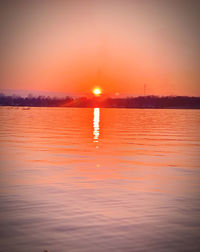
[93, 108, 100, 142]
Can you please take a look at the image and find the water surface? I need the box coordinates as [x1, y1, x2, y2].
[0, 107, 200, 252]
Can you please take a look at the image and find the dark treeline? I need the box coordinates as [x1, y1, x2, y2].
[0, 93, 200, 109]
[0, 94, 73, 107]
[106, 96, 200, 109]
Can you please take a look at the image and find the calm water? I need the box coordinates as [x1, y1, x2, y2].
[0, 107, 200, 252]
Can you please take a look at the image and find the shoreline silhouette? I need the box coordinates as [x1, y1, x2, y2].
[0, 94, 200, 109]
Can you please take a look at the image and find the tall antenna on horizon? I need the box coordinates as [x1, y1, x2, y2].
[144, 83, 146, 96]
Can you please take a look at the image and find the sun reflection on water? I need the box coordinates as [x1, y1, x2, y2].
[93, 108, 100, 142]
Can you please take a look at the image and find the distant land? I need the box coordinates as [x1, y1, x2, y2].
[0, 93, 200, 109]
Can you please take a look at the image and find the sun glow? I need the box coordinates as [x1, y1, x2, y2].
[93, 88, 102, 96]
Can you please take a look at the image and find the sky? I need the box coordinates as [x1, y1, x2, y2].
[0, 0, 200, 97]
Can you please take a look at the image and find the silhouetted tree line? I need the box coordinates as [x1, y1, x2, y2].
[0, 93, 73, 107]
[0, 93, 200, 109]
[105, 96, 200, 109]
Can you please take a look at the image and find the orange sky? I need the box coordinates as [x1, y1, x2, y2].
[1, 0, 200, 97]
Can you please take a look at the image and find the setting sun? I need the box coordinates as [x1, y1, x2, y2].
[93, 88, 102, 96]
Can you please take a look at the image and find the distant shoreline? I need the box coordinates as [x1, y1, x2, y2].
[1, 106, 200, 110]
[0, 94, 200, 109]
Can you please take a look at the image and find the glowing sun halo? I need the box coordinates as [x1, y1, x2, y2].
[93, 88, 102, 96]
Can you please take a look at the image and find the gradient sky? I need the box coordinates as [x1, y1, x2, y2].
[1, 0, 200, 96]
